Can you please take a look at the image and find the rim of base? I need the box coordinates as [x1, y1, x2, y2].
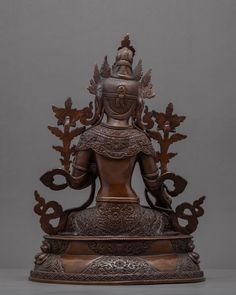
[29, 275, 205, 285]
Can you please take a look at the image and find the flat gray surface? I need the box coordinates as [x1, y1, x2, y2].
[0, 269, 235, 295]
[1, 0, 236, 269]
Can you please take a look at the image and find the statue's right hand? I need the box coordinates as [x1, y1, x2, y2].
[158, 173, 187, 197]
[40, 169, 69, 191]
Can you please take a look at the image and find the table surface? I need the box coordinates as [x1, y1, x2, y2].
[0, 269, 235, 295]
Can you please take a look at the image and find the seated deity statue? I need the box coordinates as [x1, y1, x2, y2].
[30, 35, 205, 285]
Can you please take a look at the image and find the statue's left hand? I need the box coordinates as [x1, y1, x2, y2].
[40, 169, 69, 190]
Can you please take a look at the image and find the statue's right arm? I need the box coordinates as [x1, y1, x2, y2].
[69, 149, 94, 189]
[138, 153, 162, 197]
[138, 153, 187, 208]
[138, 153, 173, 208]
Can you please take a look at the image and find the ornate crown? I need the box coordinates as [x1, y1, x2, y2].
[87, 34, 155, 121]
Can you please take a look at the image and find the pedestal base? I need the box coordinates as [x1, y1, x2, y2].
[29, 234, 204, 285]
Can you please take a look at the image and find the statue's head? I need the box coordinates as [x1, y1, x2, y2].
[87, 34, 155, 127]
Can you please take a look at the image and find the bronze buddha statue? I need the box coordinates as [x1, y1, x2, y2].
[30, 34, 206, 284]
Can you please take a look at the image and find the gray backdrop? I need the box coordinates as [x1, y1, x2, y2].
[0, 0, 235, 269]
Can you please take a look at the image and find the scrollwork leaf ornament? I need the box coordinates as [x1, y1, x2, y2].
[133, 59, 143, 81]
[47, 98, 99, 172]
[33, 94, 100, 235]
[34, 191, 66, 235]
[140, 69, 155, 99]
[142, 106, 155, 130]
[172, 196, 206, 235]
[100, 56, 111, 78]
[147, 102, 187, 174]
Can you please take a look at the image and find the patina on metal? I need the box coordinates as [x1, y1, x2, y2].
[29, 34, 206, 284]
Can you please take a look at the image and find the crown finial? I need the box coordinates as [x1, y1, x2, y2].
[121, 33, 130, 47]
[118, 33, 136, 55]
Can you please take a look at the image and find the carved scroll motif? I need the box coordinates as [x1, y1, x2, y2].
[140, 103, 186, 174]
[34, 97, 99, 234]
[147, 103, 187, 174]
[172, 196, 206, 234]
[140, 69, 155, 99]
[49, 97, 98, 172]
[87, 56, 112, 95]
[34, 174, 96, 234]
[34, 191, 66, 235]
[142, 106, 155, 130]
[141, 102, 205, 234]
[133, 59, 143, 81]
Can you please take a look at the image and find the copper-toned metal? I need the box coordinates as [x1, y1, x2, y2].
[30, 34, 206, 285]
[151, 102, 187, 174]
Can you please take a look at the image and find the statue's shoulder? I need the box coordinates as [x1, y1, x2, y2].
[75, 123, 155, 159]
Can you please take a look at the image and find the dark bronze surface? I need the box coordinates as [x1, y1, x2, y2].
[30, 234, 204, 284]
[30, 34, 206, 284]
